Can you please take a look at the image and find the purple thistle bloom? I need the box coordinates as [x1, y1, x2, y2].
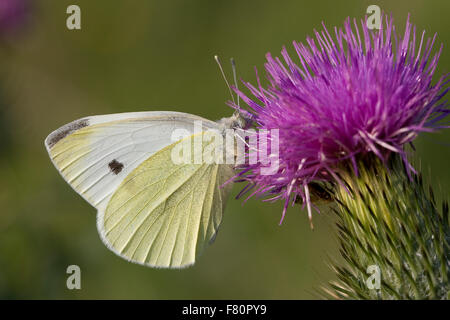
[0, 0, 29, 35]
[231, 14, 449, 224]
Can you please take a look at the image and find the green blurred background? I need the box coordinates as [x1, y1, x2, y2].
[0, 0, 449, 299]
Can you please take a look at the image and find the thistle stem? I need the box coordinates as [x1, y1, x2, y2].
[330, 154, 449, 299]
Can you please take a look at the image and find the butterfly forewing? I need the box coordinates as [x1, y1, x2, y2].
[45, 111, 218, 211]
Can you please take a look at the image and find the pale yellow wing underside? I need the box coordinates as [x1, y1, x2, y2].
[44, 112, 220, 211]
[97, 132, 235, 268]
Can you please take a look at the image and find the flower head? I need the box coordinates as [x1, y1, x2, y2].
[232, 14, 449, 223]
[0, 0, 29, 36]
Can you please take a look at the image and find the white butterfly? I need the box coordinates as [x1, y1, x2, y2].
[45, 110, 246, 268]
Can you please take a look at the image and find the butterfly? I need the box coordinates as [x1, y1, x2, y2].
[45, 110, 248, 268]
[45, 57, 248, 268]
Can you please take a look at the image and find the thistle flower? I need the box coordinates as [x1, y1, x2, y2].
[232, 14, 449, 224]
[0, 0, 29, 36]
[232, 14, 450, 299]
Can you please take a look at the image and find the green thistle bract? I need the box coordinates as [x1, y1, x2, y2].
[330, 154, 449, 299]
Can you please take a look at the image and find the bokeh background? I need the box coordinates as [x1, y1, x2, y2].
[0, 0, 449, 299]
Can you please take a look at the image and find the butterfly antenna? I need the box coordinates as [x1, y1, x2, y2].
[214, 55, 236, 105]
[231, 58, 240, 108]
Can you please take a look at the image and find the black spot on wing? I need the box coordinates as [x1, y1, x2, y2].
[108, 159, 124, 175]
[47, 119, 89, 148]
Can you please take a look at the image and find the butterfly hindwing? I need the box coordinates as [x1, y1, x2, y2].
[97, 131, 235, 268]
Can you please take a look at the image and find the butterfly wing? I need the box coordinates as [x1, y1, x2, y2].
[45, 111, 219, 211]
[98, 132, 234, 268]
[45, 112, 235, 268]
